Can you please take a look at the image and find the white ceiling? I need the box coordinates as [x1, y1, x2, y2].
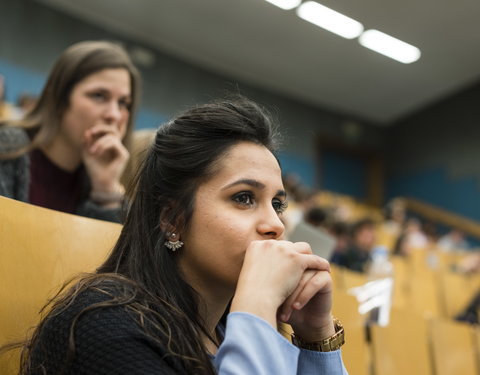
[37, 0, 480, 124]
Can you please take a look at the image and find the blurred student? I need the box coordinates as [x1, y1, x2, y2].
[331, 218, 376, 273]
[328, 221, 350, 264]
[15, 93, 38, 119]
[382, 198, 406, 238]
[438, 229, 470, 252]
[0, 41, 141, 222]
[455, 252, 480, 324]
[304, 206, 328, 229]
[403, 218, 429, 249]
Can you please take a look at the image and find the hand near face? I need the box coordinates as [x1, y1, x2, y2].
[179, 142, 336, 341]
[230, 240, 332, 331]
[82, 124, 129, 198]
[57, 68, 132, 204]
[279, 269, 335, 341]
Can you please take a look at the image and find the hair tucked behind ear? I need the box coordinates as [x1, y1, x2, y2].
[19, 96, 280, 374]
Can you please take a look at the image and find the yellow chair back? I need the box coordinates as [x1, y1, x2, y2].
[0, 197, 121, 374]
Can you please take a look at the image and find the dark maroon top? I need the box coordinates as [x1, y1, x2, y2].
[29, 149, 84, 214]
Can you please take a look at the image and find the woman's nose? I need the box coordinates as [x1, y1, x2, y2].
[103, 101, 122, 123]
[257, 207, 285, 240]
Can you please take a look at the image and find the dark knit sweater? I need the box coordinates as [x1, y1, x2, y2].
[28, 285, 182, 374]
[29, 149, 84, 214]
[0, 125, 123, 223]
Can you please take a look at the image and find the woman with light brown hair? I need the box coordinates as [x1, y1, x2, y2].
[0, 40, 141, 222]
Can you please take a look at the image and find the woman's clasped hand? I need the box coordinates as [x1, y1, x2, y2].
[232, 240, 335, 340]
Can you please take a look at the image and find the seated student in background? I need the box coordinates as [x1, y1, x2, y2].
[328, 221, 350, 264]
[14, 93, 38, 120]
[331, 218, 376, 273]
[0, 40, 141, 223]
[393, 218, 432, 257]
[437, 229, 470, 252]
[304, 206, 329, 229]
[455, 253, 480, 324]
[20, 98, 348, 374]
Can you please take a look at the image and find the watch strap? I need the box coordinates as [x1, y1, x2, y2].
[291, 318, 345, 352]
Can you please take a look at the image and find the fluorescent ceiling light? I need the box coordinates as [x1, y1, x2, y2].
[296, 1, 364, 39]
[359, 29, 421, 64]
[264, 0, 302, 10]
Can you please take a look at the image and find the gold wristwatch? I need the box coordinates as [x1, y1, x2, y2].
[291, 318, 345, 352]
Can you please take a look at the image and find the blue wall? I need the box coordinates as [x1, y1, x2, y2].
[278, 152, 316, 188]
[321, 151, 367, 199]
[387, 80, 480, 222]
[387, 166, 480, 222]
[0, 60, 45, 102]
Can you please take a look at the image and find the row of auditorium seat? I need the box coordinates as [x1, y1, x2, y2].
[332, 261, 480, 375]
[0, 196, 121, 374]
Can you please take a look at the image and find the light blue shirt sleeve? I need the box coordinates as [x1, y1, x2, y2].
[213, 311, 348, 374]
[297, 348, 349, 375]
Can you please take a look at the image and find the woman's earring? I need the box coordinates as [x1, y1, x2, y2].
[164, 232, 184, 251]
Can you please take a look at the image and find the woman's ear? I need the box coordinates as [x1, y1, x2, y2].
[159, 204, 184, 238]
[159, 206, 175, 234]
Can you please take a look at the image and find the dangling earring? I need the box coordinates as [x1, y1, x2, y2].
[165, 232, 184, 251]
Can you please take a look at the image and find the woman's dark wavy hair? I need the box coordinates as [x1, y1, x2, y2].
[19, 97, 280, 374]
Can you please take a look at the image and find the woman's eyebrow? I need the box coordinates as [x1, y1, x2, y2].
[222, 178, 265, 190]
[221, 179, 287, 197]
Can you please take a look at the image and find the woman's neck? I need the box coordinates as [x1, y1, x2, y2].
[40, 136, 82, 172]
[200, 298, 229, 356]
[178, 261, 234, 354]
[189, 280, 233, 355]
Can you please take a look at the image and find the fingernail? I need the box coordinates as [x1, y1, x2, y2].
[293, 301, 301, 309]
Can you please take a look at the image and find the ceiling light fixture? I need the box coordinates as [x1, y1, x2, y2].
[296, 1, 364, 39]
[263, 0, 302, 10]
[359, 29, 421, 64]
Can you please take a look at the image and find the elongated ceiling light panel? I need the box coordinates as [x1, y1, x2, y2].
[359, 29, 421, 64]
[264, 0, 302, 10]
[296, 1, 364, 39]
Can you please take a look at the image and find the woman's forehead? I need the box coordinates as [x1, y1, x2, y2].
[206, 142, 283, 188]
[78, 68, 131, 90]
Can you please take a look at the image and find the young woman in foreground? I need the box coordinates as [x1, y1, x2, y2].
[22, 97, 348, 374]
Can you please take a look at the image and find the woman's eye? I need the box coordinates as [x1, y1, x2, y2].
[233, 192, 254, 207]
[89, 92, 107, 101]
[119, 99, 132, 111]
[272, 199, 288, 214]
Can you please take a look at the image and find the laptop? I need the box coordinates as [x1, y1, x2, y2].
[288, 221, 336, 260]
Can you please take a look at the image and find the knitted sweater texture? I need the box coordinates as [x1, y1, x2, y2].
[28, 284, 182, 374]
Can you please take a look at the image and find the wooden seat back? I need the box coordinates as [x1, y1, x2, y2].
[0, 197, 121, 374]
